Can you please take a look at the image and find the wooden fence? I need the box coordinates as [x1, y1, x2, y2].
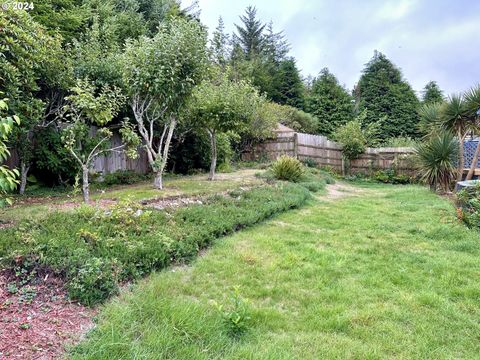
[3, 131, 150, 175]
[243, 132, 416, 175]
[91, 132, 150, 175]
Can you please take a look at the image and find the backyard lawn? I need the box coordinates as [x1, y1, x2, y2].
[72, 183, 480, 359]
[0, 169, 263, 223]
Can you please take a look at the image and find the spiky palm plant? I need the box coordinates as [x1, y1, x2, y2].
[463, 85, 480, 180]
[418, 102, 444, 137]
[440, 94, 469, 182]
[415, 132, 458, 193]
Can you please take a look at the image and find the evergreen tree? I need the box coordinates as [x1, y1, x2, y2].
[422, 81, 444, 104]
[263, 22, 289, 64]
[274, 58, 304, 108]
[211, 17, 230, 67]
[30, 0, 87, 42]
[355, 51, 420, 140]
[234, 6, 265, 59]
[305, 68, 354, 136]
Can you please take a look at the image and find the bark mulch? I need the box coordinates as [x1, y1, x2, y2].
[0, 271, 95, 359]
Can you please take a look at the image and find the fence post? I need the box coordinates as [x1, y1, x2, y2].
[293, 133, 298, 159]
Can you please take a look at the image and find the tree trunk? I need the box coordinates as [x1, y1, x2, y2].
[154, 171, 163, 190]
[152, 118, 177, 190]
[82, 166, 90, 203]
[466, 140, 480, 180]
[456, 130, 465, 184]
[19, 162, 30, 195]
[208, 130, 217, 181]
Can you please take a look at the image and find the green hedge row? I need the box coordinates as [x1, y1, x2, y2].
[0, 183, 311, 305]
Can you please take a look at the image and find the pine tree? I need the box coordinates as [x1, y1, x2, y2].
[356, 51, 420, 140]
[234, 6, 265, 59]
[422, 81, 444, 104]
[305, 68, 354, 136]
[274, 58, 304, 108]
[263, 22, 289, 64]
[211, 17, 230, 67]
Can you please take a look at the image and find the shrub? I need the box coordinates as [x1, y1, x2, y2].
[373, 169, 413, 184]
[271, 155, 304, 182]
[301, 157, 317, 168]
[383, 136, 418, 148]
[66, 258, 119, 306]
[457, 183, 480, 229]
[0, 183, 310, 305]
[415, 132, 458, 192]
[333, 120, 366, 160]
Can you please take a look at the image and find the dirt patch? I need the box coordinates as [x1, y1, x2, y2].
[324, 182, 365, 200]
[0, 271, 95, 359]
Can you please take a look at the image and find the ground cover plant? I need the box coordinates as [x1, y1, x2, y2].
[0, 182, 313, 305]
[71, 183, 480, 359]
[0, 170, 263, 223]
[457, 182, 480, 229]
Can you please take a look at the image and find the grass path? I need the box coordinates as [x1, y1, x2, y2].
[72, 183, 480, 359]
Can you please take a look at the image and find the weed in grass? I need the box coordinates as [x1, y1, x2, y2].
[214, 287, 252, 339]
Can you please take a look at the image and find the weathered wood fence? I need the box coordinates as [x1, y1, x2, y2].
[91, 132, 150, 174]
[243, 132, 416, 175]
[3, 131, 150, 175]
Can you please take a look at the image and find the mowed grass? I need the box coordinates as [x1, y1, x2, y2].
[72, 184, 480, 359]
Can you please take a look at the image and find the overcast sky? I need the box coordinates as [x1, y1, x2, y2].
[186, 0, 480, 97]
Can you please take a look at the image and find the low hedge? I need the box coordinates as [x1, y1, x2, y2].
[0, 183, 311, 305]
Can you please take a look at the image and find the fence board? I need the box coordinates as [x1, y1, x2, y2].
[243, 131, 415, 174]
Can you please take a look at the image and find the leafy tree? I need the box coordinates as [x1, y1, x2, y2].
[187, 72, 260, 180]
[264, 103, 317, 134]
[334, 110, 381, 173]
[0, 98, 20, 207]
[30, 0, 88, 42]
[355, 51, 420, 140]
[0, 9, 69, 194]
[422, 81, 444, 104]
[59, 79, 140, 202]
[305, 68, 354, 136]
[122, 17, 208, 189]
[71, 15, 124, 87]
[233, 6, 265, 59]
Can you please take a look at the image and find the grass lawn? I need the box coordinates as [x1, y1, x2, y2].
[72, 183, 480, 359]
[0, 169, 262, 223]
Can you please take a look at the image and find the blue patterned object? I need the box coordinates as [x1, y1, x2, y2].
[464, 141, 480, 168]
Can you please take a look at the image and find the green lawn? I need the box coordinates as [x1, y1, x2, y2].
[72, 183, 480, 359]
[0, 170, 262, 223]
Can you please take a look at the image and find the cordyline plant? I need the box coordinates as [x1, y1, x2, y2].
[0, 97, 20, 207]
[59, 79, 140, 203]
[122, 17, 208, 189]
[418, 85, 480, 184]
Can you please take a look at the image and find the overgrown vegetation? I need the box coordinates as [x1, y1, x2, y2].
[0, 182, 313, 305]
[457, 183, 480, 229]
